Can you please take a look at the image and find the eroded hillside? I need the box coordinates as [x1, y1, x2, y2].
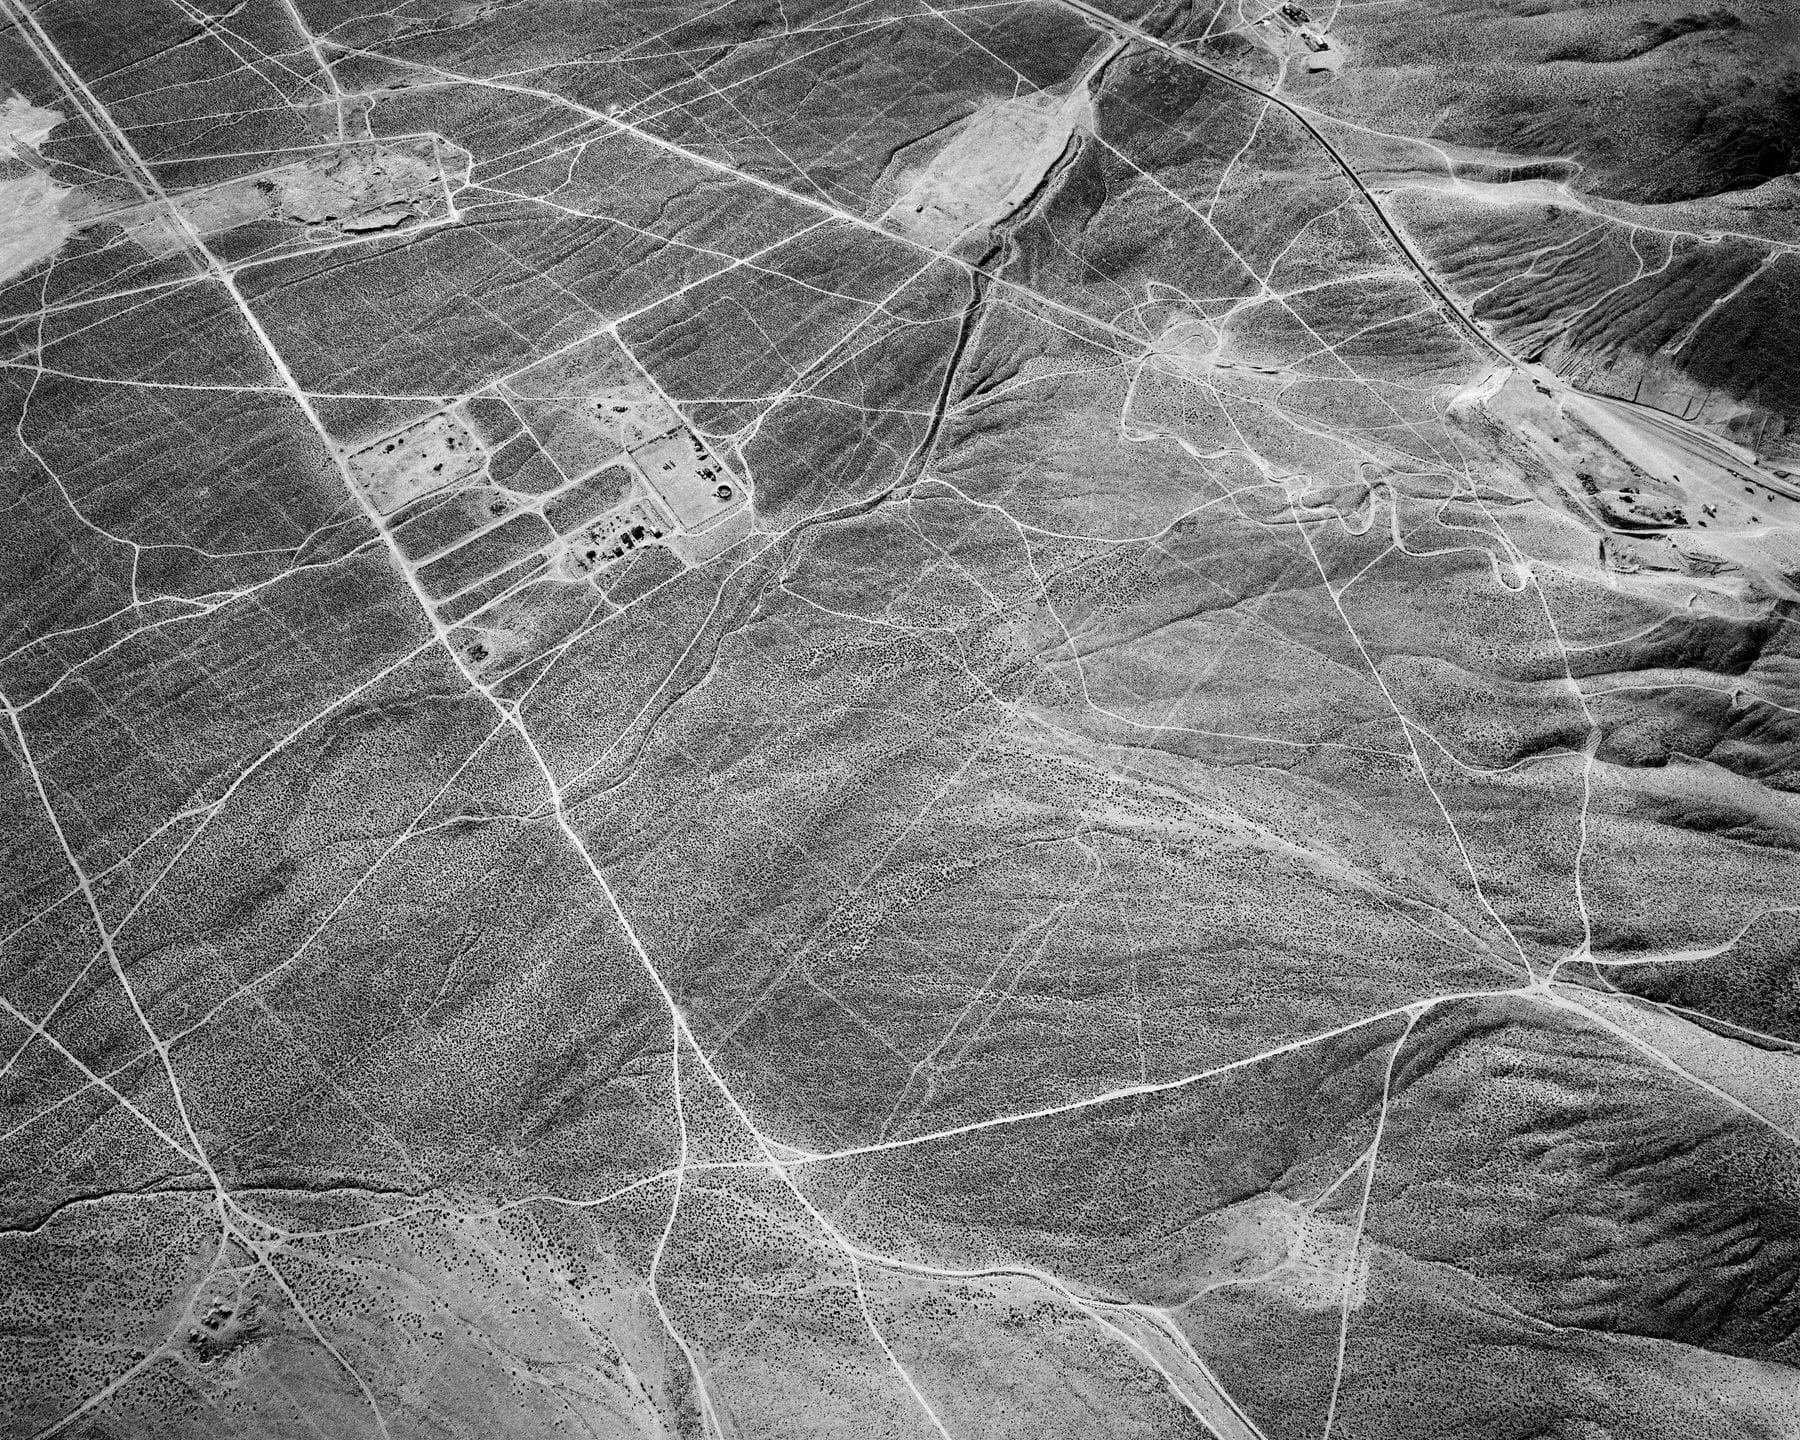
[2, 1, 1798, 1437]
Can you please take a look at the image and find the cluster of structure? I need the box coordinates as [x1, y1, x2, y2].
[557, 496, 670, 578]
[342, 348, 748, 675]
[1258, 1, 1336, 64]
[626, 424, 739, 530]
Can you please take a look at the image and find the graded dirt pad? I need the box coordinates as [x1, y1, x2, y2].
[553, 491, 672, 578]
[348, 412, 487, 513]
[94, 137, 461, 258]
[9, 2, 1800, 1439]
[0, 167, 71, 286]
[630, 428, 742, 532]
[501, 331, 668, 477]
[0, 94, 69, 283]
[882, 86, 1095, 245]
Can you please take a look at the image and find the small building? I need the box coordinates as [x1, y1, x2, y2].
[629, 429, 744, 532]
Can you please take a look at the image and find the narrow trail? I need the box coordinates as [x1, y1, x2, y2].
[6, 3, 1799, 1437]
[1048, 0, 1512, 366]
[1051, 0, 1798, 493]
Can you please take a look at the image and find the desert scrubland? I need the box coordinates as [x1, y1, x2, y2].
[4, 0, 1800, 1436]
